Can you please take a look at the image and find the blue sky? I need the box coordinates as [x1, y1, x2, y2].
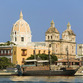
[0, 0, 83, 44]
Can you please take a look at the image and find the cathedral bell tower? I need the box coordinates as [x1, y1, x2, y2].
[45, 20, 60, 54]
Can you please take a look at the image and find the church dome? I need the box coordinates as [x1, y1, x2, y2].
[62, 22, 76, 36]
[12, 11, 31, 33]
[46, 20, 59, 34]
[10, 11, 32, 45]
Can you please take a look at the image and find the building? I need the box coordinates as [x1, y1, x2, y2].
[11, 11, 52, 65]
[77, 44, 83, 56]
[0, 11, 76, 65]
[0, 45, 13, 62]
[45, 20, 76, 59]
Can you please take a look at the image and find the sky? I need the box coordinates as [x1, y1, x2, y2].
[0, 0, 83, 44]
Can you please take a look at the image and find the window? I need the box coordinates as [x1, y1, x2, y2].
[51, 36, 52, 39]
[15, 31, 16, 35]
[6, 50, 8, 54]
[79, 46, 82, 49]
[49, 44, 51, 47]
[48, 36, 49, 39]
[33, 50, 35, 55]
[39, 50, 41, 54]
[21, 49, 27, 56]
[3, 50, 5, 54]
[43, 50, 45, 54]
[15, 37, 17, 41]
[21, 37, 24, 42]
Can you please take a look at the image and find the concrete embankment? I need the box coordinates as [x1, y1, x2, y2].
[0, 70, 17, 76]
[75, 66, 83, 76]
[0, 72, 17, 76]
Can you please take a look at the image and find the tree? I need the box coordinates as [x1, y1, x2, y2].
[26, 53, 58, 64]
[0, 41, 16, 46]
[0, 57, 14, 69]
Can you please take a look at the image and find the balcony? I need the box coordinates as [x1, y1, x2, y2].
[0, 53, 12, 56]
[22, 53, 27, 56]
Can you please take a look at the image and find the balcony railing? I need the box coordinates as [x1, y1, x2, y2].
[0, 53, 12, 56]
[22, 53, 27, 56]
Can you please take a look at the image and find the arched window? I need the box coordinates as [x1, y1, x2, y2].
[49, 44, 51, 47]
[48, 36, 49, 39]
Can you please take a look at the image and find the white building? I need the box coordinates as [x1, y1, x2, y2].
[77, 44, 83, 56]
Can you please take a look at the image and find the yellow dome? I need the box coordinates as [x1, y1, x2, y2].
[12, 11, 31, 33]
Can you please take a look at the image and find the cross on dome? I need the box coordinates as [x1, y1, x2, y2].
[20, 11, 23, 19]
[67, 22, 71, 29]
[51, 20, 55, 27]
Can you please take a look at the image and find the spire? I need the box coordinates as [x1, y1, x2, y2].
[20, 11, 23, 19]
[67, 22, 71, 29]
[51, 20, 55, 27]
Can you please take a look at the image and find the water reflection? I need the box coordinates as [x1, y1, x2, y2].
[0, 76, 83, 83]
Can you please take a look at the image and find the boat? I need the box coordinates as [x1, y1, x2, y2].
[21, 61, 79, 76]
[17, 46, 79, 76]
[22, 68, 78, 76]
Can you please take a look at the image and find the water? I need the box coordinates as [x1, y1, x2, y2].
[0, 76, 83, 83]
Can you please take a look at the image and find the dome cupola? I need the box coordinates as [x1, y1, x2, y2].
[45, 20, 60, 41]
[10, 11, 32, 45]
[46, 20, 59, 34]
[62, 22, 76, 42]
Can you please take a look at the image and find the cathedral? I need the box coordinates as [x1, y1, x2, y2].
[10, 11, 76, 65]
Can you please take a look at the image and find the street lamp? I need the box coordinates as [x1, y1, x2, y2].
[66, 46, 69, 68]
[34, 45, 37, 66]
[48, 44, 51, 70]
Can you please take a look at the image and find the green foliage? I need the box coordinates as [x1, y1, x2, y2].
[26, 53, 58, 64]
[0, 41, 16, 46]
[27, 55, 34, 60]
[78, 55, 83, 56]
[0, 57, 14, 69]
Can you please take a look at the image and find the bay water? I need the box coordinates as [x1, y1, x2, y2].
[0, 76, 83, 83]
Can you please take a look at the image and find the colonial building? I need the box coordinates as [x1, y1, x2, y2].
[0, 45, 13, 62]
[45, 20, 76, 59]
[10, 11, 76, 65]
[11, 11, 52, 65]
